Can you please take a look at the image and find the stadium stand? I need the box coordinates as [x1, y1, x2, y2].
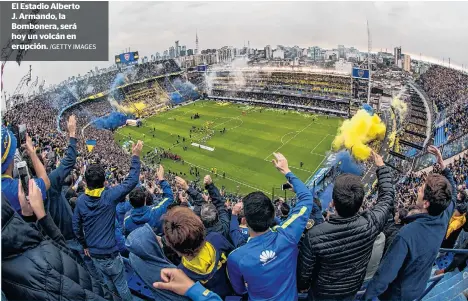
[2, 60, 468, 301]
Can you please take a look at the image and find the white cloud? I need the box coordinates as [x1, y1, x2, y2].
[2, 1, 468, 96]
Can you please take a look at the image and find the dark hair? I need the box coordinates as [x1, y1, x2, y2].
[332, 174, 365, 218]
[129, 188, 147, 208]
[69, 197, 77, 211]
[163, 207, 205, 256]
[424, 174, 452, 216]
[280, 202, 290, 217]
[84, 164, 105, 190]
[243, 191, 275, 232]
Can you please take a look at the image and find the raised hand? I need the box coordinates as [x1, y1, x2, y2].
[28, 179, 46, 219]
[67, 115, 77, 138]
[23, 133, 34, 155]
[232, 201, 243, 216]
[272, 152, 291, 175]
[370, 150, 385, 167]
[427, 145, 444, 169]
[132, 140, 144, 157]
[175, 176, 189, 191]
[157, 164, 165, 181]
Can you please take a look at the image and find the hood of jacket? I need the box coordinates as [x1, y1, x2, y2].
[402, 212, 444, 226]
[129, 206, 151, 225]
[126, 224, 167, 262]
[2, 195, 42, 259]
[82, 187, 106, 210]
[180, 240, 220, 281]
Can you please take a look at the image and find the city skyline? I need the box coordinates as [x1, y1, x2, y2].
[2, 1, 468, 96]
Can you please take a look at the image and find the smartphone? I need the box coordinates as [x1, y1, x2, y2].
[17, 161, 30, 197]
[281, 183, 292, 190]
[18, 124, 27, 145]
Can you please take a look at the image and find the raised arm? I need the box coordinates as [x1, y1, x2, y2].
[205, 176, 230, 237]
[25, 133, 51, 191]
[108, 141, 142, 205]
[176, 176, 204, 216]
[428, 145, 457, 217]
[368, 151, 395, 232]
[148, 165, 173, 227]
[48, 116, 78, 188]
[229, 202, 247, 248]
[28, 179, 67, 247]
[272, 153, 313, 244]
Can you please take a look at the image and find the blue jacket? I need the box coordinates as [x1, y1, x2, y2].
[72, 156, 140, 255]
[126, 224, 189, 301]
[227, 172, 313, 301]
[123, 180, 173, 237]
[114, 219, 128, 257]
[45, 137, 77, 240]
[364, 167, 457, 301]
[116, 200, 133, 227]
[179, 232, 234, 299]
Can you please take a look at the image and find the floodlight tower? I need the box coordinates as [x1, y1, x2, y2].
[367, 20, 372, 104]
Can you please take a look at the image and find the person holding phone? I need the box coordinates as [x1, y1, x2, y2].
[1, 126, 50, 216]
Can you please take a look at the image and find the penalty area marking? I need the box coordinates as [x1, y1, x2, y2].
[264, 120, 315, 161]
[310, 134, 332, 154]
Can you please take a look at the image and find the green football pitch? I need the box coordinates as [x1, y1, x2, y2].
[115, 100, 341, 195]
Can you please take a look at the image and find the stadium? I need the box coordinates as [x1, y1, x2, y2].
[2, 30, 468, 301]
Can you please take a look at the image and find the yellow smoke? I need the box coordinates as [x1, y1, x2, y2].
[388, 131, 396, 148]
[110, 100, 147, 117]
[332, 109, 386, 161]
[391, 97, 408, 119]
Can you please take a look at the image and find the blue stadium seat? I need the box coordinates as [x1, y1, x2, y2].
[436, 252, 455, 270]
[423, 269, 468, 301]
[122, 257, 155, 300]
[423, 271, 464, 299]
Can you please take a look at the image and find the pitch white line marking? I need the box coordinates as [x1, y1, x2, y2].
[310, 134, 331, 154]
[264, 121, 315, 160]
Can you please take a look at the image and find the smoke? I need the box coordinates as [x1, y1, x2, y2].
[93, 111, 129, 130]
[332, 109, 386, 161]
[332, 150, 364, 175]
[171, 78, 199, 102]
[171, 92, 182, 104]
[391, 97, 408, 120]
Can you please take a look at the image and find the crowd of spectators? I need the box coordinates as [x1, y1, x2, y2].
[2, 112, 466, 300]
[211, 90, 349, 115]
[420, 65, 468, 144]
[2, 64, 468, 301]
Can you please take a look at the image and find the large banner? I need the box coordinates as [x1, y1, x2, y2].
[352, 67, 370, 80]
[115, 51, 139, 66]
